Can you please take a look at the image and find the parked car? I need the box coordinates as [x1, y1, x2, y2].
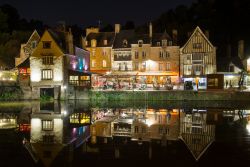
[184, 81, 193, 90]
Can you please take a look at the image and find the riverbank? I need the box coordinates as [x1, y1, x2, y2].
[1, 86, 250, 101]
[89, 90, 250, 101]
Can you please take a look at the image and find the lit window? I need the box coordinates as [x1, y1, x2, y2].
[134, 62, 139, 70]
[103, 39, 108, 46]
[91, 39, 97, 47]
[69, 76, 79, 86]
[42, 56, 53, 65]
[166, 63, 171, 71]
[42, 69, 53, 80]
[138, 40, 143, 47]
[103, 60, 107, 67]
[159, 63, 163, 71]
[157, 42, 161, 46]
[102, 50, 106, 56]
[42, 120, 53, 131]
[43, 41, 51, 49]
[92, 60, 96, 67]
[142, 51, 146, 59]
[135, 51, 139, 59]
[162, 40, 167, 46]
[134, 126, 138, 133]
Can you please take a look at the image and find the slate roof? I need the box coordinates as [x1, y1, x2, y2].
[230, 56, 245, 71]
[47, 29, 68, 53]
[86, 29, 173, 49]
[86, 32, 116, 47]
[17, 58, 30, 68]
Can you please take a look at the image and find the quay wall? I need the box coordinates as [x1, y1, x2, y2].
[1, 85, 250, 101]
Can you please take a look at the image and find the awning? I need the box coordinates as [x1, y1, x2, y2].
[137, 72, 178, 76]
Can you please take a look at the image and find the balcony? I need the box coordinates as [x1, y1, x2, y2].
[114, 55, 132, 61]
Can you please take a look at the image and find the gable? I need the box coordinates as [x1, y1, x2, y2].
[181, 27, 214, 54]
[31, 30, 64, 58]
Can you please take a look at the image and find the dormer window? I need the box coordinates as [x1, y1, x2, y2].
[168, 41, 173, 46]
[31, 41, 37, 49]
[138, 40, 143, 47]
[162, 40, 167, 47]
[104, 39, 108, 46]
[123, 39, 128, 47]
[91, 39, 97, 47]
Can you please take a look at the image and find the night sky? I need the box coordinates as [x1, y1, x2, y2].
[0, 0, 194, 27]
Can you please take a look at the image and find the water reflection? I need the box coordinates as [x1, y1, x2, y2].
[1, 101, 250, 166]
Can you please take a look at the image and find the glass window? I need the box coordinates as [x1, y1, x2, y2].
[31, 41, 37, 49]
[43, 41, 51, 49]
[42, 56, 53, 65]
[193, 43, 202, 49]
[42, 69, 53, 80]
[135, 51, 139, 59]
[142, 51, 146, 59]
[138, 40, 143, 47]
[162, 40, 167, 46]
[42, 120, 53, 131]
[80, 76, 90, 81]
[92, 60, 96, 67]
[159, 63, 163, 71]
[134, 62, 139, 70]
[166, 63, 171, 71]
[69, 76, 78, 86]
[103, 60, 107, 67]
[103, 40, 108, 45]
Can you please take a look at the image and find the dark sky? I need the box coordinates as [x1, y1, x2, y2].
[0, 0, 194, 27]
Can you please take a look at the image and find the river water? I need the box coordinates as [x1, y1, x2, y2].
[0, 100, 250, 167]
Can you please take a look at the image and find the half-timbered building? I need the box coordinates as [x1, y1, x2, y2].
[180, 27, 216, 89]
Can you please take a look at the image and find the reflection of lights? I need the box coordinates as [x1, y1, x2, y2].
[63, 85, 67, 90]
[227, 75, 234, 79]
[63, 110, 67, 116]
[247, 123, 250, 133]
[146, 119, 154, 127]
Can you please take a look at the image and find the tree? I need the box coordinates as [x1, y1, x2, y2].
[0, 9, 8, 32]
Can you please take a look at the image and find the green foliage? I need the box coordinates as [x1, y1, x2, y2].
[0, 9, 8, 31]
[40, 94, 53, 101]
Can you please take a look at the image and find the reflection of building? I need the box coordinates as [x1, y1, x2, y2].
[180, 27, 216, 89]
[180, 110, 215, 160]
[90, 108, 180, 143]
[26, 101, 90, 166]
[0, 113, 18, 129]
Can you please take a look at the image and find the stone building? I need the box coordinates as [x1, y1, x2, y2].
[15, 30, 40, 86]
[180, 26, 216, 89]
[30, 29, 90, 99]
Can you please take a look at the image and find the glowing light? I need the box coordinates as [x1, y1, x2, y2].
[227, 75, 234, 79]
[31, 69, 41, 82]
[146, 119, 154, 127]
[247, 123, 250, 133]
[63, 85, 67, 89]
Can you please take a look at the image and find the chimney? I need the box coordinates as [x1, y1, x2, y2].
[66, 28, 74, 54]
[115, 24, 121, 33]
[205, 30, 210, 39]
[172, 29, 178, 45]
[81, 36, 87, 49]
[238, 40, 244, 60]
[86, 27, 99, 36]
[149, 22, 153, 38]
